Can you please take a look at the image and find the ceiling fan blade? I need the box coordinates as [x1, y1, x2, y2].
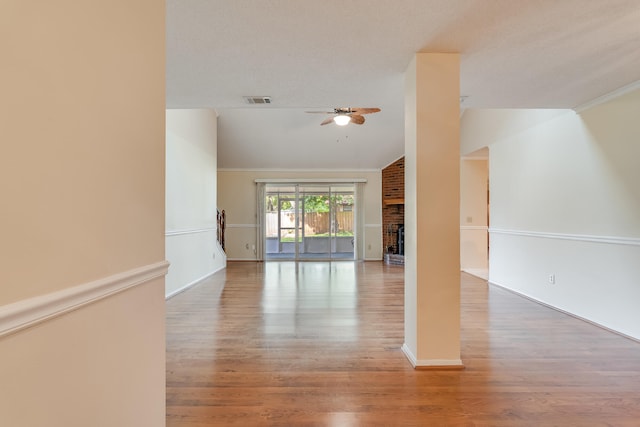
[350, 114, 365, 125]
[320, 117, 334, 126]
[351, 107, 381, 115]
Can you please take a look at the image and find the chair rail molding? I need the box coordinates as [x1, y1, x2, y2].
[0, 260, 170, 339]
[165, 227, 216, 236]
[489, 228, 640, 247]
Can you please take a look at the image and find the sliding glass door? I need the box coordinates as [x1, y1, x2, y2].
[265, 184, 355, 260]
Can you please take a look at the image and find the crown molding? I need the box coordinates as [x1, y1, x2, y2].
[574, 80, 640, 113]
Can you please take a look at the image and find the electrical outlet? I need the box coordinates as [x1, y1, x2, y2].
[548, 274, 555, 284]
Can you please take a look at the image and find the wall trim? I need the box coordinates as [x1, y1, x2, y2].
[460, 225, 488, 231]
[226, 224, 258, 229]
[0, 260, 170, 339]
[489, 228, 640, 247]
[574, 79, 640, 113]
[219, 168, 380, 173]
[402, 343, 417, 366]
[489, 280, 640, 343]
[255, 178, 368, 183]
[165, 227, 216, 236]
[165, 265, 225, 300]
[401, 343, 464, 369]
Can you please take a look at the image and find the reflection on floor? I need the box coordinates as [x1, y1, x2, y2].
[166, 261, 640, 425]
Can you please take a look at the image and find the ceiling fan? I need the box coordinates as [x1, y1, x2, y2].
[306, 107, 381, 126]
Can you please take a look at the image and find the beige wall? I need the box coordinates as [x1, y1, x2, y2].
[404, 55, 418, 355]
[166, 109, 226, 297]
[0, 279, 165, 426]
[404, 53, 461, 367]
[0, 1, 166, 425]
[218, 170, 383, 260]
[1, 1, 165, 304]
[460, 159, 488, 270]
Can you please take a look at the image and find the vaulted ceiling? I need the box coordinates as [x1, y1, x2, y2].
[166, 0, 640, 170]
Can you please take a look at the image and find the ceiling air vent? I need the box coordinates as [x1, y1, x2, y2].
[243, 96, 272, 105]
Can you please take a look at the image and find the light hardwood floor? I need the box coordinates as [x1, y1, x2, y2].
[166, 261, 640, 426]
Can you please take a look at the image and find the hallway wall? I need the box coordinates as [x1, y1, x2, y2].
[0, 2, 166, 425]
[461, 89, 640, 339]
[166, 109, 226, 298]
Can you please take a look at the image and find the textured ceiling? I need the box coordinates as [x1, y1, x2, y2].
[166, 0, 640, 170]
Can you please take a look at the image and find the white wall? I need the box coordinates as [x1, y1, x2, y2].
[460, 109, 567, 156]
[166, 109, 226, 297]
[218, 170, 383, 260]
[0, 2, 166, 425]
[462, 89, 640, 339]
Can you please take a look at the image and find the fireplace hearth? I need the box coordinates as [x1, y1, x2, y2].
[384, 223, 405, 265]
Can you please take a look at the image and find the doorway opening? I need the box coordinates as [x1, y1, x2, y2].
[460, 149, 489, 280]
[264, 184, 355, 260]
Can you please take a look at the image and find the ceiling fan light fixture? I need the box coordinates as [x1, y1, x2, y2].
[333, 114, 351, 126]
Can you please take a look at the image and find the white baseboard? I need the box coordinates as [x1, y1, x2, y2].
[461, 268, 488, 280]
[401, 343, 464, 368]
[401, 343, 418, 366]
[165, 265, 225, 300]
[489, 280, 640, 343]
[0, 260, 169, 339]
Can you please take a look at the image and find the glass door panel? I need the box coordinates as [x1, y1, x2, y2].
[264, 184, 355, 260]
[330, 185, 355, 259]
[299, 185, 331, 260]
[278, 195, 299, 256]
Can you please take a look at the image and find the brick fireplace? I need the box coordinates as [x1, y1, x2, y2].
[382, 157, 404, 264]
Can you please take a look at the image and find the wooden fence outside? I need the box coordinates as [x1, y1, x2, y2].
[266, 211, 353, 237]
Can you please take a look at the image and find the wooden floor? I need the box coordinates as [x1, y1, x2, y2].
[166, 261, 640, 426]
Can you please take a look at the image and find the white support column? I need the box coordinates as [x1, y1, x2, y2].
[403, 53, 462, 368]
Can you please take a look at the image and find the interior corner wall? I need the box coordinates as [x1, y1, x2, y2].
[217, 170, 383, 261]
[463, 90, 640, 339]
[166, 109, 226, 297]
[0, 1, 166, 426]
